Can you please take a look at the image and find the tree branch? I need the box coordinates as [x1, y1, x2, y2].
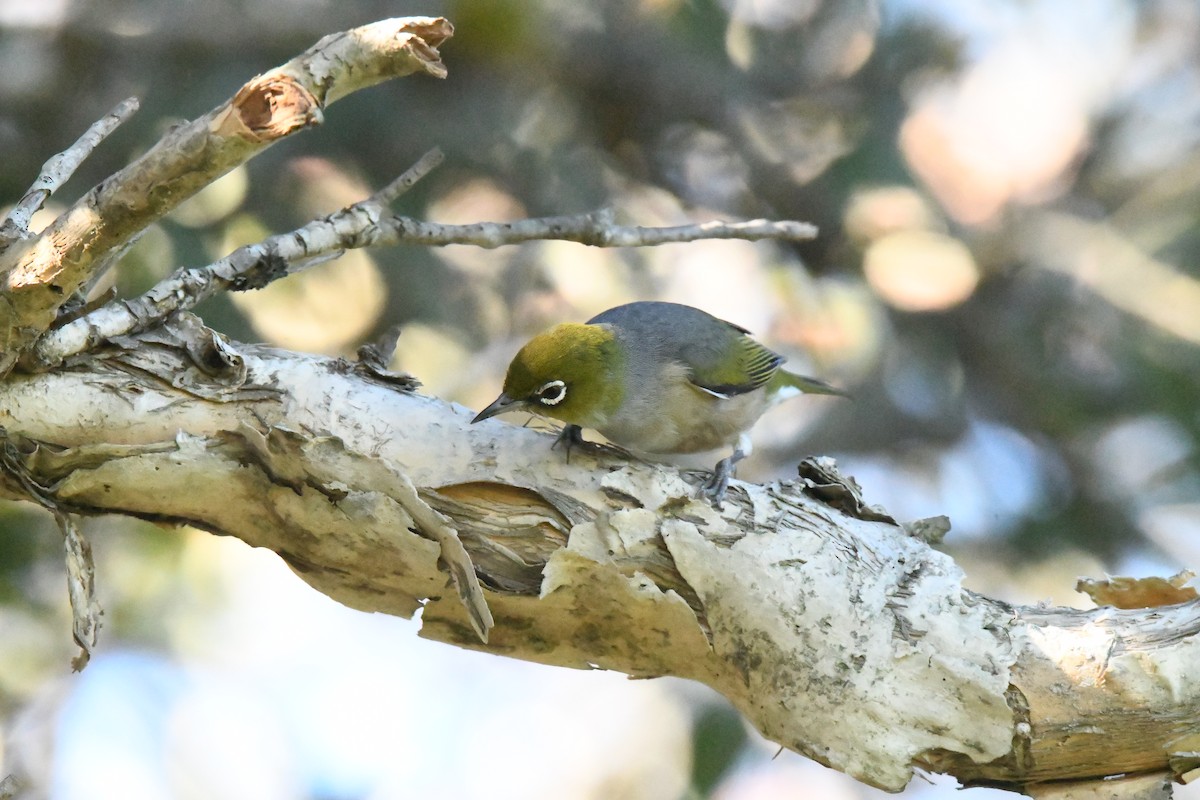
[29, 192, 817, 371]
[0, 326, 1196, 795]
[376, 211, 818, 248]
[0, 16, 452, 375]
[0, 97, 139, 250]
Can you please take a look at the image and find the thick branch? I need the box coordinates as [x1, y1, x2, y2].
[0, 16, 451, 374]
[0, 327, 1195, 794]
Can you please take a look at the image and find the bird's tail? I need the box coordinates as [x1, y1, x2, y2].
[776, 370, 850, 399]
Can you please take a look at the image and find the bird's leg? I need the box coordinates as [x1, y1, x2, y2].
[701, 434, 751, 507]
[701, 451, 743, 506]
[551, 424, 587, 463]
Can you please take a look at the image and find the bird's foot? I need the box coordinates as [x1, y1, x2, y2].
[551, 424, 587, 463]
[699, 449, 745, 509]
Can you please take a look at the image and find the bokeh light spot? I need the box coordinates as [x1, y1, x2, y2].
[863, 230, 978, 312]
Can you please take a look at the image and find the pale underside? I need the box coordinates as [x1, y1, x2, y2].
[569, 361, 773, 455]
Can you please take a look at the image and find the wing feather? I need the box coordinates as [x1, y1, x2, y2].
[688, 327, 784, 397]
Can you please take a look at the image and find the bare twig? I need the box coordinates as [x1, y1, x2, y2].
[31, 184, 817, 369]
[28, 200, 390, 370]
[380, 210, 818, 248]
[374, 146, 445, 205]
[30, 142, 452, 367]
[0, 97, 139, 251]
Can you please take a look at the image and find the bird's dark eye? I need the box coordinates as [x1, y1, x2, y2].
[535, 380, 567, 406]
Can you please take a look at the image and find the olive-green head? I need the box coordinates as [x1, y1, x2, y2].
[472, 322, 624, 428]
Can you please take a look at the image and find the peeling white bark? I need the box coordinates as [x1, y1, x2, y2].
[1, 328, 1196, 794]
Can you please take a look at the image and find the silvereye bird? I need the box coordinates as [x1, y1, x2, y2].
[472, 301, 846, 503]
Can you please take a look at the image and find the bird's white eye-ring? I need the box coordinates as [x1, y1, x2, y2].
[535, 380, 567, 406]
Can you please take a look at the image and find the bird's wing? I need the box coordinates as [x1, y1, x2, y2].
[686, 328, 784, 398]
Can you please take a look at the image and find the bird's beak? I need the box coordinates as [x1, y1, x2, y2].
[471, 392, 523, 423]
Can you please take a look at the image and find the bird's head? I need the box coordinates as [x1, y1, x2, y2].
[472, 322, 624, 428]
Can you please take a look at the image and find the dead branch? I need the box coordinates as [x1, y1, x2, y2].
[0, 97, 139, 250]
[0, 17, 452, 376]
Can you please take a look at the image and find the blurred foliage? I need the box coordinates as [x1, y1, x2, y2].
[689, 703, 749, 795]
[2, 0, 1200, 795]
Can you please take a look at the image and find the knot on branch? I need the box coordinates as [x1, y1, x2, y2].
[228, 251, 290, 292]
[354, 325, 421, 391]
[216, 76, 323, 142]
[104, 312, 277, 402]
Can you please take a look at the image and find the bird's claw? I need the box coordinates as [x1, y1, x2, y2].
[698, 455, 737, 508]
[697, 447, 749, 508]
[551, 424, 587, 463]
